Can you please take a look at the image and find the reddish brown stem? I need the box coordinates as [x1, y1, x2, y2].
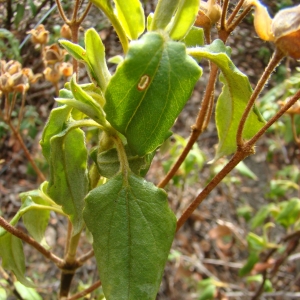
[67, 280, 102, 300]
[0, 216, 64, 267]
[176, 148, 252, 231]
[158, 64, 219, 188]
[227, 0, 246, 26]
[237, 48, 285, 147]
[8, 121, 46, 182]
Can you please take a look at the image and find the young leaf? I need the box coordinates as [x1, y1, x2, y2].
[275, 198, 300, 228]
[84, 172, 176, 300]
[59, 39, 86, 62]
[14, 281, 42, 300]
[151, 0, 180, 30]
[93, 145, 154, 178]
[188, 40, 265, 160]
[239, 252, 260, 276]
[40, 105, 72, 162]
[47, 126, 89, 235]
[0, 233, 34, 287]
[113, 0, 145, 40]
[168, 0, 199, 40]
[56, 76, 107, 126]
[105, 32, 202, 156]
[84, 28, 111, 90]
[251, 204, 274, 230]
[183, 26, 205, 47]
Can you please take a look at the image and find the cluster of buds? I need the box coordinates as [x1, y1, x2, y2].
[0, 60, 41, 95]
[195, 0, 222, 30]
[244, 1, 300, 59]
[43, 44, 72, 84]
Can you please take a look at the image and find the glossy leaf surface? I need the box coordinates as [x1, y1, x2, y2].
[84, 173, 176, 300]
[105, 32, 202, 156]
[188, 40, 265, 160]
[168, 0, 199, 40]
[113, 0, 145, 40]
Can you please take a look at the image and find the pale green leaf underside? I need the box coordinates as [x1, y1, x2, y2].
[84, 173, 176, 300]
[188, 40, 265, 160]
[114, 0, 145, 40]
[105, 31, 202, 156]
[0, 233, 34, 287]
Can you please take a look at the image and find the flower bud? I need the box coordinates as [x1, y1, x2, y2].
[60, 24, 72, 40]
[59, 62, 73, 77]
[272, 5, 300, 59]
[27, 24, 49, 46]
[44, 65, 61, 84]
[279, 98, 300, 115]
[195, 0, 221, 29]
[44, 44, 66, 65]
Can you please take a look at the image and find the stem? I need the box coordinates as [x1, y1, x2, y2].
[17, 92, 26, 130]
[158, 64, 219, 188]
[0, 216, 64, 267]
[226, 0, 245, 26]
[220, 0, 229, 30]
[78, 1, 92, 23]
[72, 0, 81, 21]
[247, 89, 300, 147]
[112, 135, 130, 181]
[67, 280, 102, 300]
[176, 149, 252, 231]
[55, 0, 69, 23]
[77, 249, 94, 266]
[236, 48, 285, 147]
[8, 121, 46, 182]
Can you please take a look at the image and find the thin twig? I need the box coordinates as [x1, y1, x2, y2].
[78, 1, 92, 24]
[67, 280, 102, 300]
[0, 216, 64, 267]
[55, 0, 69, 23]
[158, 64, 219, 188]
[227, 0, 245, 26]
[220, 0, 229, 30]
[236, 48, 285, 147]
[77, 249, 94, 266]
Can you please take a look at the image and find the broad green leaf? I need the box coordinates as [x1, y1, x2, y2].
[168, 0, 199, 40]
[199, 285, 216, 300]
[46, 126, 89, 235]
[183, 26, 205, 47]
[151, 0, 180, 30]
[85, 28, 111, 90]
[56, 76, 107, 126]
[40, 105, 72, 162]
[276, 198, 300, 228]
[93, 145, 154, 178]
[247, 232, 265, 252]
[105, 32, 202, 156]
[29, 0, 37, 16]
[239, 252, 259, 276]
[14, 282, 42, 300]
[188, 40, 265, 160]
[84, 172, 176, 300]
[14, 4, 25, 29]
[113, 0, 145, 40]
[0, 287, 6, 300]
[0, 233, 34, 287]
[59, 39, 86, 62]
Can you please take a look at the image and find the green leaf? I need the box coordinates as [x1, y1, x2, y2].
[40, 105, 72, 162]
[239, 252, 259, 276]
[235, 161, 258, 180]
[113, 0, 145, 40]
[276, 198, 300, 228]
[247, 232, 265, 252]
[199, 285, 216, 300]
[0, 287, 6, 300]
[0, 233, 34, 287]
[188, 40, 265, 160]
[46, 125, 89, 235]
[14, 282, 42, 300]
[29, 0, 37, 16]
[93, 145, 154, 178]
[151, 0, 180, 30]
[59, 39, 86, 62]
[56, 76, 107, 126]
[84, 28, 111, 90]
[168, 0, 199, 40]
[105, 32, 202, 156]
[20, 195, 50, 246]
[251, 204, 274, 230]
[84, 172, 176, 300]
[183, 26, 205, 47]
